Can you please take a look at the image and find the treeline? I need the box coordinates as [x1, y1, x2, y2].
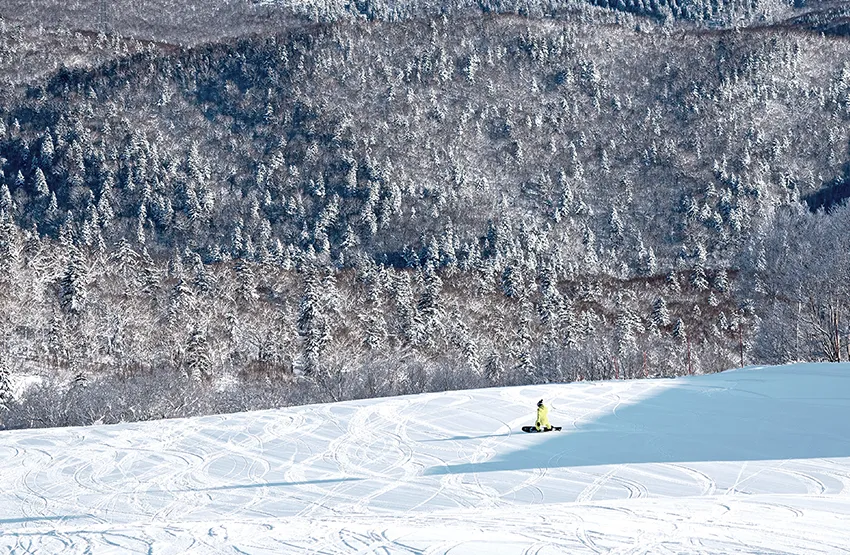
[1, 11, 849, 428]
[0, 215, 743, 428]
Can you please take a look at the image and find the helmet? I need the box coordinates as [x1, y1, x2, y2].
[537, 399, 544, 407]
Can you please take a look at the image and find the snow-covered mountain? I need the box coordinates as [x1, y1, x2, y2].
[2, 363, 850, 553]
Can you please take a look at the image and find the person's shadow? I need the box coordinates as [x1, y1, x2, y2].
[425, 364, 850, 475]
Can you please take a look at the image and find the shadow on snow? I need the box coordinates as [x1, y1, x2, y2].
[0, 515, 88, 524]
[419, 433, 511, 442]
[425, 365, 850, 475]
[140, 477, 362, 495]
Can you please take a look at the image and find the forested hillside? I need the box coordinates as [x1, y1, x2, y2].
[0, 0, 849, 428]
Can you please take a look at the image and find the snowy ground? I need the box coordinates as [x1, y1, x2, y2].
[2, 363, 850, 554]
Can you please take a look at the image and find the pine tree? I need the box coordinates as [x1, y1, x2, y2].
[235, 260, 258, 305]
[513, 306, 535, 378]
[392, 271, 417, 343]
[651, 297, 671, 328]
[0, 183, 12, 213]
[136, 203, 147, 245]
[44, 191, 62, 226]
[609, 207, 624, 240]
[60, 250, 87, 315]
[113, 238, 138, 278]
[0, 355, 13, 412]
[645, 246, 658, 275]
[168, 277, 194, 328]
[615, 296, 642, 356]
[186, 327, 211, 382]
[33, 168, 49, 197]
[673, 318, 687, 341]
[537, 266, 563, 329]
[39, 133, 55, 166]
[417, 263, 445, 343]
[0, 213, 20, 283]
[139, 249, 161, 295]
[501, 263, 524, 299]
[452, 320, 480, 373]
[713, 269, 729, 292]
[299, 269, 331, 374]
[691, 263, 709, 291]
[193, 258, 216, 294]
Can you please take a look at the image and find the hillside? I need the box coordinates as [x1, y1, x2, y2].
[1, 2, 850, 427]
[1, 363, 849, 553]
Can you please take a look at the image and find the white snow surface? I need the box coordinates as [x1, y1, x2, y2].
[2, 363, 850, 554]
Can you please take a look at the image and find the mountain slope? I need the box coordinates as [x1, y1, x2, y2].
[1, 362, 849, 553]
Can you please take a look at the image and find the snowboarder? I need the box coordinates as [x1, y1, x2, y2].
[535, 399, 552, 432]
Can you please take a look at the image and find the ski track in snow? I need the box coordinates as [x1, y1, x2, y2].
[1, 363, 850, 553]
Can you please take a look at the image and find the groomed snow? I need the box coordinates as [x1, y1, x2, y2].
[2, 363, 850, 554]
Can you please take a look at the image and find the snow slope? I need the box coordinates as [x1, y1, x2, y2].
[2, 363, 850, 554]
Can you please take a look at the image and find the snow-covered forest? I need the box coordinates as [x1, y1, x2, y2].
[1, 0, 850, 428]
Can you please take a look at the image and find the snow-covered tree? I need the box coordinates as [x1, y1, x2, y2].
[59, 250, 87, 315]
[0, 356, 13, 412]
[186, 327, 211, 382]
[651, 297, 671, 328]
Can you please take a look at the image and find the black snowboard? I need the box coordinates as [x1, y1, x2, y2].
[521, 426, 562, 433]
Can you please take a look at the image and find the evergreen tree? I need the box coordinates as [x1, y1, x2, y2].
[168, 277, 194, 328]
[186, 327, 211, 382]
[713, 269, 729, 292]
[651, 297, 671, 328]
[673, 318, 687, 341]
[501, 263, 524, 299]
[0, 183, 12, 213]
[537, 266, 563, 329]
[33, 168, 49, 197]
[136, 249, 160, 296]
[39, 133, 55, 166]
[113, 238, 138, 278]
[299, 269, 331, 374]
[392, 271, 417, 343]
[0, 213, 20, 283]
[59, 250, 87, 315]
[192, 257, 216, 294]
[0, 355, 13, 412]
[615, 296, 642, 356]
[417, 263, 445, 343]
[235, 261, 258, 304]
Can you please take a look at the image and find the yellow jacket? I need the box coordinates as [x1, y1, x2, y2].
[536, 404, 550, 430]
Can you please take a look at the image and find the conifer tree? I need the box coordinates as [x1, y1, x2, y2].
[235, 261, 258, 305]
[673, 318, 687, 341]
[0, 213, 20, 283]
[60, 250, 87, 315]
[392, 271, 417, 343]
[299, 269, 331, 374]
[33, 168, 49, 197]
[0, 183, 13, 213]
[186, 327, 211, 382]
[651, 297, 671, 328]
[40, 133, 55, 166]
[417, 263, 445, 344]
[193, 257, 216, 294]
[713, 269, 729, 293]
[139, 249, 161, 295]
[168, 277, 194, 328]
[501, 263, 524, 299]
[0, 355, 13, 412]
